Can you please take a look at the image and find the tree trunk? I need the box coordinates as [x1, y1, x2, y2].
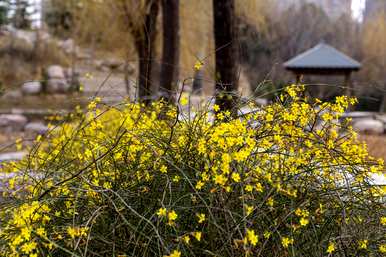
[159, 0, 180, 104]
[135, 0, 159, 105]
[213, 0, 239, 113]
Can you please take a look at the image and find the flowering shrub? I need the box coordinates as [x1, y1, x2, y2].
[0, 86, 385, 257]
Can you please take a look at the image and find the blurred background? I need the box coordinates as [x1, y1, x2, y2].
[0, 0, 385, 161]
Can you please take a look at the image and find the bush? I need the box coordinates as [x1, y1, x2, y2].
[0, 86, 385, 257]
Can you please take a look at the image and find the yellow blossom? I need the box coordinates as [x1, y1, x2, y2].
[168, 210, 178, 225]
[182, 235, 190, 244]
[245, 205, 254, 216]
[358, 240, 368, 249]
[267, 197, 274, 207]
[164, 250, 181, 257]
[281, 237, 294, 248]
[157, 208, 167, 217]
[193, 231, 202, 241]
[245, 184, 254, 192]
[231, 172, 241, 182]
[195, 181, 204, 190]
[194, 60, 203, 70]
[196, 213, 206, 223]
[160, 165, 168, 174]
[327, 242, 336, 253]
[180, 95, 189, 106]
[246, 229, 258, 246]
[299, 217, 309, 226]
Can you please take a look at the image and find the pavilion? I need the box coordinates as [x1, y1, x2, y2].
[284, 43, 361, 97]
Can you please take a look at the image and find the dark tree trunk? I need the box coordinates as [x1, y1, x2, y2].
[135, 0, 159, 105]
[213, 0, 239, 113]
[159, 0, 180, 104]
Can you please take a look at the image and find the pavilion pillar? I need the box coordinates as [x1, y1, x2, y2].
[295, 73, 302, 85]
[344, 72, 352, 98]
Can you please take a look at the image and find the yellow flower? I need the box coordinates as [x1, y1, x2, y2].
[193, 231, 202, 241]
[281, 237, 294, 248]
[267, 197, 274, 207]
[231, 172, 241, 182]
[246, 229, 258, 246]
[245, 184, 254, 192]
[194, 60, 203, 71]
[21, 241, 37, 254]
[213, 104, 220, 112]
[35, 135, 42, 143]
[196, 213, 206, 223]
[358, 240, 368, 249]
[263, 231, 271, 239]
[379, 244, 386, 253]
[157, 207, 167, 217]
[21, 227, 31, 240]
[321, 112, 334, 121]
[255, 182, 263, 192]
[16, 138, 23, 151]
[180, 95, 189, 106]
[327, 242, 336, 254]
[67, 227, 83, 239]
[214, 174, 226, 185]
[168, 210, 178, 225]
[381, 217, 386, 225]
[36, 227, 46, 237]
[182, 235, 190, 244]
[245, 205, 254, 216]
[160, 165, 168, 174]
[195, 181, 204, 190]
[265, 113, 273, 122]
[299, 217, 309, 226]
[164, 250, 181, 257]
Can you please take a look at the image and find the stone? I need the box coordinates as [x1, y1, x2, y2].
[0, 152, 27, 163]
[76, 50, 92, 60]
[94, 59, 104, 69]
[21, 81, 42, 95]
[352, 119, 384, 135]
[117, 63, 135, 74]
[46, 78, 71, 93]
[375, 114, 386, 124]
[0, 114, 28, 132]
[2, 90, 22, 99]
[58, 38, 75, 54]
[238, 106, 261, 115]
[342, 112, 376, 119]
[102, 58, 123, 70]
[99, 65, 110, 72]
[24, 122, 48, 135]
[255, 98, 269, 106]
[46, 65, 65, 79]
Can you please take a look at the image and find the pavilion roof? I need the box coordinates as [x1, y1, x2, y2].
[284, 43, 361, 71]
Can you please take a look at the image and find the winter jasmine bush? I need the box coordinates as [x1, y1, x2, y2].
[0, 86, 385, 257]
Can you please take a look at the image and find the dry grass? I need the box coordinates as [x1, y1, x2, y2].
[360, 134, 386, 161]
